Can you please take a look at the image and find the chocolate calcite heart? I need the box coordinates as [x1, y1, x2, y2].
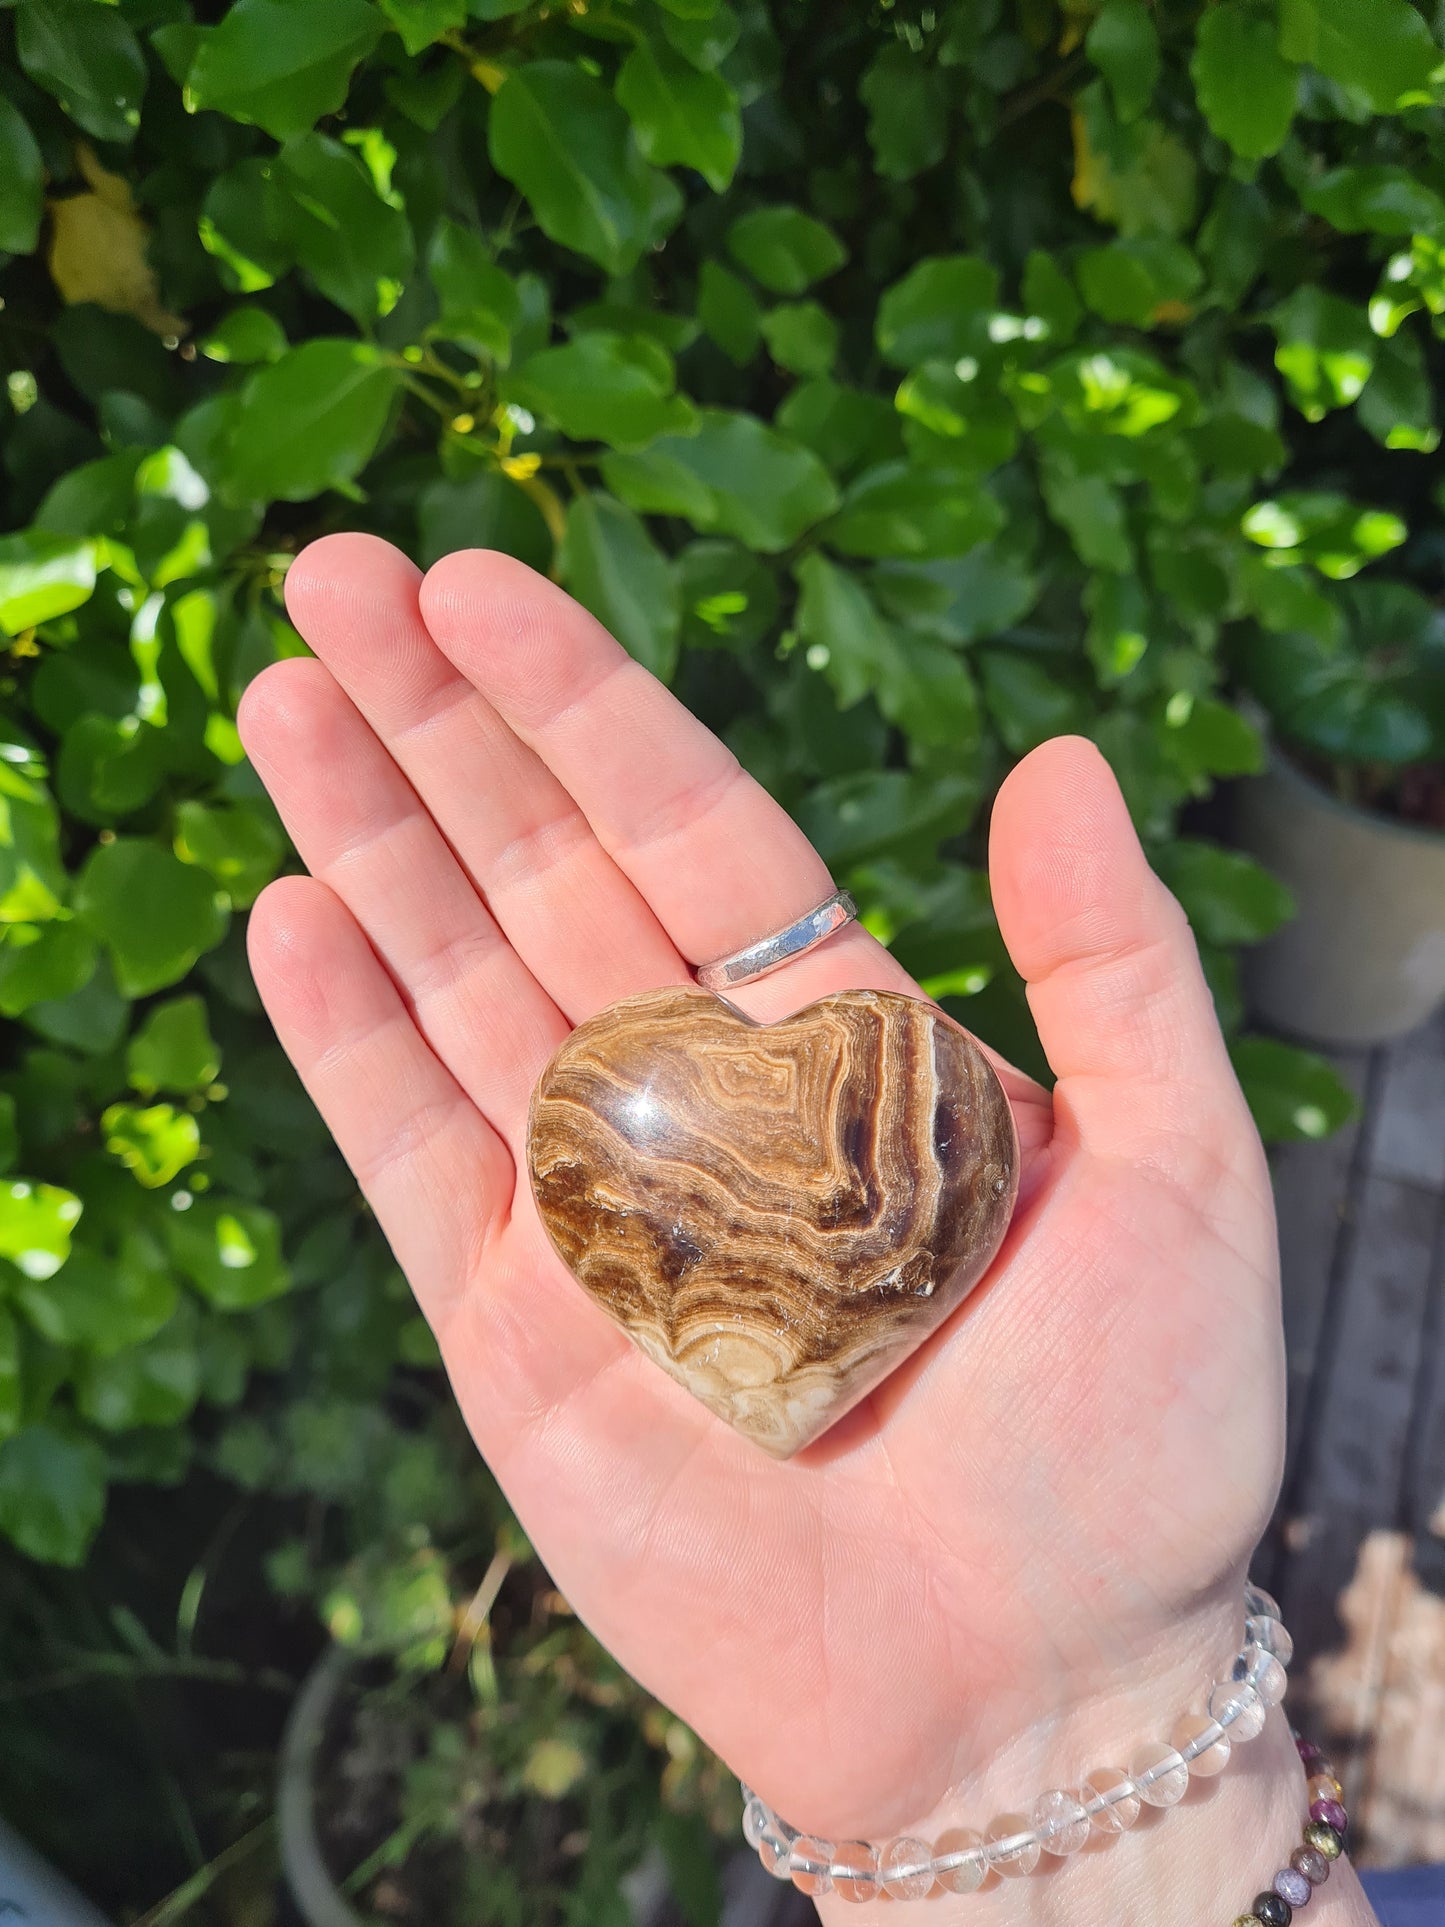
[527, 985, 1018, 1458]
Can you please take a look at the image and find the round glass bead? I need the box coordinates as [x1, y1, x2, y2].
[1131, 1741, 1190, 1807]
[933, 1827, 986, 1895]
[1233, 1918, 1265, 1927]
[985, 1812, 1042, 1877]
[1303, 1820, 1344, 1861]
[1237, 1647, 1289, 1707]
[1173, 1711, 1232, 1777]
[1248, 1614, 1295, 1666]
[742, 1797, 768, 1850]
[1246, 1582, 1282, 1621]
[1032, 1789, 1090, 1856]
[1310, 1797, 1348, 1833]
[1255, 1894, 1292, 1927]
[1275, 1867, 1313, 1909]
[788, 1836, 833, 1896]
[1209, 1677, 1268, 1740]
[879, 1836, 935, 1899]
[829, 1842, 880, 1903]
[757, 1824, 791, 1878]
[1082, 1766, 1142, 1832]
[1307, 1773, 1344, 1805]
[1292, 1846, 1330, 1888]
[1296, 1738, 1322, 1767]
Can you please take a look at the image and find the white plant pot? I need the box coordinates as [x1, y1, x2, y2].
[1234, 748, 1445, 1045]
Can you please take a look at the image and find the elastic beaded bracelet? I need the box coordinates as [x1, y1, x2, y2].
[739, 1584, 1292, 1902]
[1230, 1734, 1347, 1927]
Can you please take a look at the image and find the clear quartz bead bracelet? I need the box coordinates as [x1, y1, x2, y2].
[738, 1584, 1293, 1903]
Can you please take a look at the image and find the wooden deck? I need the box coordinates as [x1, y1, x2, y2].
[1260, 1007, 1445, 1867]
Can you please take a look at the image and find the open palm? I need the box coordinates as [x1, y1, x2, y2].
[239, 535, 1285, 1843]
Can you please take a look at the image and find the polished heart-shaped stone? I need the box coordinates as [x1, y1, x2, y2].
[527, 985, 1019, 1458]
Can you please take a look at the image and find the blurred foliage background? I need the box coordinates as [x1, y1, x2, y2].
[0, 0, 1442, 1915]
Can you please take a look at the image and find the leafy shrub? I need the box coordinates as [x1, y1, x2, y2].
[2, 0, 1435, 1568]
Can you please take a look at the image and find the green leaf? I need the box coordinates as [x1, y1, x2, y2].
[128, 996, 221, 1096]
[57, 714, 165, 827]
[0, 98, 43, 256]
[1231, 1036, 1356, 1143]
[76, 1303, 202, 1431]
[726, 205, 847, 295]
[876, 255, 999, 367]
[0, 534, 96, 637]
[616, 38, 741, 192]
[428, 220, 520, 363]
[640, 411, 838, 550]
[1086, 0, 1160, 122]
[677, 540, 779, 651]
[798, 769, 978, 869]
[167, 1199, 289, 1310]
[0, 1309, 19, 1444]
[489, 62, 668, 277]
[0, 1096, 17, 1179]
[661, 3, 739, 68]
[1278, 0, 1439, 112]
[1084, 572, 1150, 685]
[186, 0, 384, 141]
[0, 1177, 82, 1281]
[1076, 236, 1202, 326]
[826, 462, 1003, 561]
[17, 1234, 178, 1356]
[1039, 454, 1133, 572]
[979, 648, 1092, 754]
[16, 0, 146, 143]
[1241, 491, 1406, 579]
[696, 260, 762, 364]
[504, 334, 694, 449]
[102, 1102, 202, 1190]
[1357, 328, 1439, 453]
[270, 134, 415, 325]
[1192, 1, 1299, 159]
[1305, 165, 1445, 239]
[559, 494, 680, 683]
[174, 800, 286, 909]
[1242, 625, 1433, 764]
[759, 302, 838, 377]
[199, 306, 289, 366]
[860, 43, 949, 180]
[222, 341, 400, 504]
[75, 839, 229, 998]
[0, 1424, 107, 1565]
[377, 0, 465, 55]
[776, 379, 902, 477]
[1156, 840, 1294, 947]
[794, 553, 979, 750]
[417, 470, 552, 574]
[1271, 287, 1376, 422]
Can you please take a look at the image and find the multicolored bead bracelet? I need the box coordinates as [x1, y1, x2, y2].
[739, 1583, 1293, 1901]
[1231, 1733, 1348, 1927]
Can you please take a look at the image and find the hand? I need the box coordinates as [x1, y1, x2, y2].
[240, 535, 1287, 1863]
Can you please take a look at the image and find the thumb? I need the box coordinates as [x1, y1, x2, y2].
[988, 736, 1249, 1158]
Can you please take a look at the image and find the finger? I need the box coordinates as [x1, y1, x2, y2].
[281, 533, 687, 1022]
[988, 735, 1252, 1155]
[238, 657, 566, 1142]
[416, 549, 888, 985]
[416, 549, 1048, 1121]
[247, 876, 510, 1316]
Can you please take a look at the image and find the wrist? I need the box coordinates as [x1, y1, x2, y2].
[810, 1712, 1376, 1927]
[744, 1587, 1378, 1927]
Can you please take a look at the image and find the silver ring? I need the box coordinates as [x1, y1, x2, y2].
[694, 890, 858, 992]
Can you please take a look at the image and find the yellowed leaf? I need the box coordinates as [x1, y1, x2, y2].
[47, 145, 186, 339]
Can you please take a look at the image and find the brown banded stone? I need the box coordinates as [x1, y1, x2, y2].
[527, 985, 1018, 1457]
